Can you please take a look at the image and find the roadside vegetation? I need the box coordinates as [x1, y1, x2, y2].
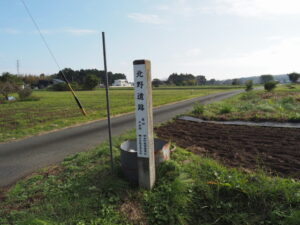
[0, 130, 299, 225]
[0, 87, 238, 143]
[192, 84, 300, 122]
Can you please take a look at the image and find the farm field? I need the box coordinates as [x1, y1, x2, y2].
[0, 86, 238, 143]
[156, 119, 300, 179]
[0, 130, 299, 225]
[191, 84, 300, 122]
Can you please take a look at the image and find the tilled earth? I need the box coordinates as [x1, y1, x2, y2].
[155, 119, 300, 179]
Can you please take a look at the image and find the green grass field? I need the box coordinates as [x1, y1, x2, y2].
[0, 86, 238, 142]
[1, 130, 299, 225]
[192, 84, 300, 122]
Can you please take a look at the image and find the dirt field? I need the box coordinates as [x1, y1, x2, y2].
[155, 119, 300, 179]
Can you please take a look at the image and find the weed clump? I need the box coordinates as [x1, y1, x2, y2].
[192, 103, 204, 115]
[144, 160, 192, 225]
[219, 104, 232, 114]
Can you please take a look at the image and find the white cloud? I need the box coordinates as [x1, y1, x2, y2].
[265, 36, 282, 41]
[65, 29, 98, 35]
[38, 29, 57, 35]
[179, 37, 300, 77]
[128, 13, 166, 24]
[32, 28, 98, 35]
[156, 0, 300, 18]
[0, 28, 21, 34]
[213, 0, 300, 17]
[173, 48, 203, 58]
[185, 48, 202, 57]
[156, 0, 198, 17]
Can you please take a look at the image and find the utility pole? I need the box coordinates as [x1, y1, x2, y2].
[17, 59, 20, 75]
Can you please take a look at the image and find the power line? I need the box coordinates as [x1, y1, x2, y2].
[19, 0, 87, 116]
[19, 0, 62, 71]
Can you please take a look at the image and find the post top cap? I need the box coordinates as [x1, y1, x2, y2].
[133, 59, 151, 65]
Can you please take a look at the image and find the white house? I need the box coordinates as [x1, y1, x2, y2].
[112, 79, 133, 87]
[52, 79, 65, 85]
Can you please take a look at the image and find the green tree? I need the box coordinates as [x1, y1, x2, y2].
[264, 81, 277, 92]
[167, 73, 196, 86]
[58, 68, 76, 82]
[84, 74, 99, 90]
[260, 75, 274, 84]
[0, 72, 22, 84]
[152, 78, 162, 87]
[288, 72, 300, 83]
[245, 80, 253, 91]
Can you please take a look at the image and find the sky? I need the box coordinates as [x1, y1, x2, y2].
[1, 0, 300, 81]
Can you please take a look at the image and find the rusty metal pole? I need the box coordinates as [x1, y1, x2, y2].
[102, 32, 114, 172]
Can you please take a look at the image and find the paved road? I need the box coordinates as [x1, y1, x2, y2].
[0, 90, 242, 187]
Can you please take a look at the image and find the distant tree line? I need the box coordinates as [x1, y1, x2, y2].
[152, 73, 209, 87]
[151, 73, 239, 87]
[54, 68, 126, 87]
[0, 68, 127, 92]
[150, 71, 300, 88]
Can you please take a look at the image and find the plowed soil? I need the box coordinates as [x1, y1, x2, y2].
[155, 119, 300, 179]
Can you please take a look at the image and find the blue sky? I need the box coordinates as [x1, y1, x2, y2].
[1, 0, 300, 81]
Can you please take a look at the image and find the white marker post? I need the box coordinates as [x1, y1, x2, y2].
[133, 59, 155, 190]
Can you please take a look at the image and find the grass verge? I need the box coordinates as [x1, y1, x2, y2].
[0, 130, 299, 225]
[191, 84, 300, 122]
[0, 87, 237, 142]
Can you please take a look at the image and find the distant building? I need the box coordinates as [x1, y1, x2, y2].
[112, 79, 133, 87]
[52, 79, 64, 85]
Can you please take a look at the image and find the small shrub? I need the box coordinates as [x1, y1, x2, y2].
[245, 80, 253, 91]
[264, 81, 277, 92]
[51, 82, 69, 91]
[192, 103, 204, 115]
[219, 104, 232, 114]
[18, 88, 32, 100]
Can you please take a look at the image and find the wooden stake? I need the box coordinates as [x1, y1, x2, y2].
[133, 59, 155, 189]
